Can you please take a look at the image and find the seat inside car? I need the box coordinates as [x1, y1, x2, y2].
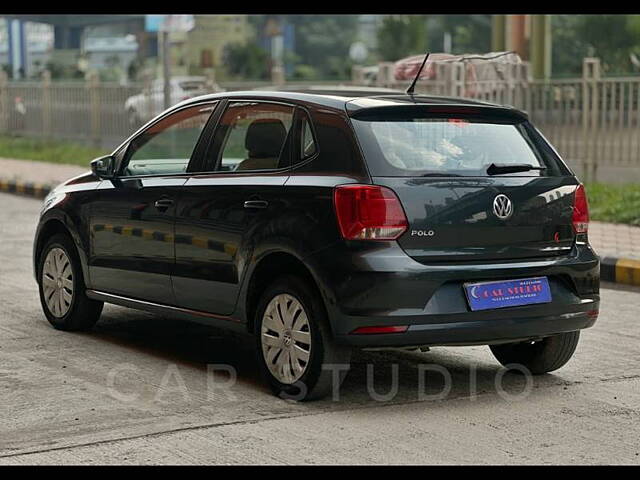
[236, 118, 287, 171]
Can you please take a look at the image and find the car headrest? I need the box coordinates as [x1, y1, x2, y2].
[245, 118, 287, 158]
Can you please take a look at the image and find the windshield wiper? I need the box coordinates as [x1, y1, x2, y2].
[486, 163, 547, 175]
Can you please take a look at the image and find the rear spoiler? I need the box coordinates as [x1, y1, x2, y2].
[347, 103, 528, 122]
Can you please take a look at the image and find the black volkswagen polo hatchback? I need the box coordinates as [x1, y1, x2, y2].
[33, 89, 600, 400]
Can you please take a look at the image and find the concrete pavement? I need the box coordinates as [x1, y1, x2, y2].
[0, 191, 639, 465]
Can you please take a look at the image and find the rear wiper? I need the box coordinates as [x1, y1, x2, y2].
[486, 163, 547, 175]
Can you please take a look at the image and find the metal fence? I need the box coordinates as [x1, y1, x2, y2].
[376, 58, 640, 182]
[0, 74, 346, 151]
[0, 73, 145, 149]
[1, 58, 640, 182]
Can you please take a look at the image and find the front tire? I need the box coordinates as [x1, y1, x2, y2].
[255, 275, 351, 401]
[489, 331, 580, 374]
[38, 233, 103, 331]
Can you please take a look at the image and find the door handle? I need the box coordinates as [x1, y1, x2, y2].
[154, 198, 174, 211]
[244, 200, 269, 209]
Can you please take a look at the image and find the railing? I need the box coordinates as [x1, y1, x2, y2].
[0, 73, 146, 149]
[0, 74, 347, 150]
[1, 58, 639, 181]
[369, 57, 640, 182]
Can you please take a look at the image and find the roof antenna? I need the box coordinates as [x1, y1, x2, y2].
[406, 52, 430, 96]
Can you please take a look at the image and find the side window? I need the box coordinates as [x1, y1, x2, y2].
[121, 103, 215, 176]
[209, 102, 294, 172]
[299, 111, 318, 161]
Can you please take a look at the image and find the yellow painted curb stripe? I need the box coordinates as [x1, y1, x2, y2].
[615, 258, 640, 286]
[192, 237, 208, 249]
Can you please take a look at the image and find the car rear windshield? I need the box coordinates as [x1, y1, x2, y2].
[350, 112, 562, 177]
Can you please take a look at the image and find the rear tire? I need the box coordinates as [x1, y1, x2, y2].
[255, 275, 351, 401]
[489, 331, 580, 374]
[38, 233, 103, 331]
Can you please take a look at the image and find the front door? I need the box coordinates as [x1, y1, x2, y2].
[89, 102, 217, 303]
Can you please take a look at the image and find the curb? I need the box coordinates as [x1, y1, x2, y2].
[0, 178, 52, 199]
[1, 178, 639, 287]
[600, 256, 640, 286]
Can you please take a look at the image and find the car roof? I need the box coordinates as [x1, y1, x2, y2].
[250, 84, 402, 96]
[178, 89, 526, 118]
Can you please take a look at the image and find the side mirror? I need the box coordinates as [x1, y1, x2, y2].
[90, 155, 115, 179]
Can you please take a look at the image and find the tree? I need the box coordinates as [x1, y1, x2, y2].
[552, 15, 640, 76]
[377, 15, 427, 61]
[223, 42, 270, 80]
[286, 15, 359, 79]
[439, 15, 491, 54]
[575, 15, 640, 74]
[551, 15, 590, 77]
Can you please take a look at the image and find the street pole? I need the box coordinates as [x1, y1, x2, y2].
[162, 28, 171, 110]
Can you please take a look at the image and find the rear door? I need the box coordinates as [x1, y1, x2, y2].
[172, 100, 295, 315]
[349, 106, 578, 264]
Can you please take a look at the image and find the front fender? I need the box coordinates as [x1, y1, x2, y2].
[33, 175, 100, 285]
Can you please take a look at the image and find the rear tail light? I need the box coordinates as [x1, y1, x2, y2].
[572, 184, 589, 234]
[333, 185, 408, 240]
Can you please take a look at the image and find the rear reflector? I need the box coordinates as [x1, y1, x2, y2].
[333, 185, 408, 240]
[351, 325, 409, 334]
[572, 184, 589, 234]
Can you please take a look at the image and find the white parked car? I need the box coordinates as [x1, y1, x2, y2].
[124, 76, 217, 126]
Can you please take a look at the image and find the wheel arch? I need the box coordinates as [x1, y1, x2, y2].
[243, 251, 328, 336]
[33, 216, 89, 285]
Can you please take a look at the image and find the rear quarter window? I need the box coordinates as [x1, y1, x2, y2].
[293, 109, 367, 178]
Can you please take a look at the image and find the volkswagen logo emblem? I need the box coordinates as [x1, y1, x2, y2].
[493, 194, 513, 220]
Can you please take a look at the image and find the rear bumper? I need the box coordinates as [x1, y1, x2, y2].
[305, 240, 600, 348]
[334, 301, 599, 347]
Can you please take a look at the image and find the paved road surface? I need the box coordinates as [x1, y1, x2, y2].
[0, 192, 638, 465]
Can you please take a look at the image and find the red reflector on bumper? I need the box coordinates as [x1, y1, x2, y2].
[587, 310, 599, 319]
[350, 325, 409, 335]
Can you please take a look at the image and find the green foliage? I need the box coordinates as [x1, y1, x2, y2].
[223, 42, 270, 80]
[286, 15, 359, 79]
[428, 15, 491, 54]
[0, 135, 105, 166]
[551, 16, 591, 77]
[552, 15, 640, 76]
[292, 64, 319, 80]
[377, 15, 428, 61]
[576, 15, 640, 74]
[585, 182, 640, 226]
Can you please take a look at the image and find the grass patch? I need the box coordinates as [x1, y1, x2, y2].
[585, 182, 640, 226]
[0, 135, 106, 167]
